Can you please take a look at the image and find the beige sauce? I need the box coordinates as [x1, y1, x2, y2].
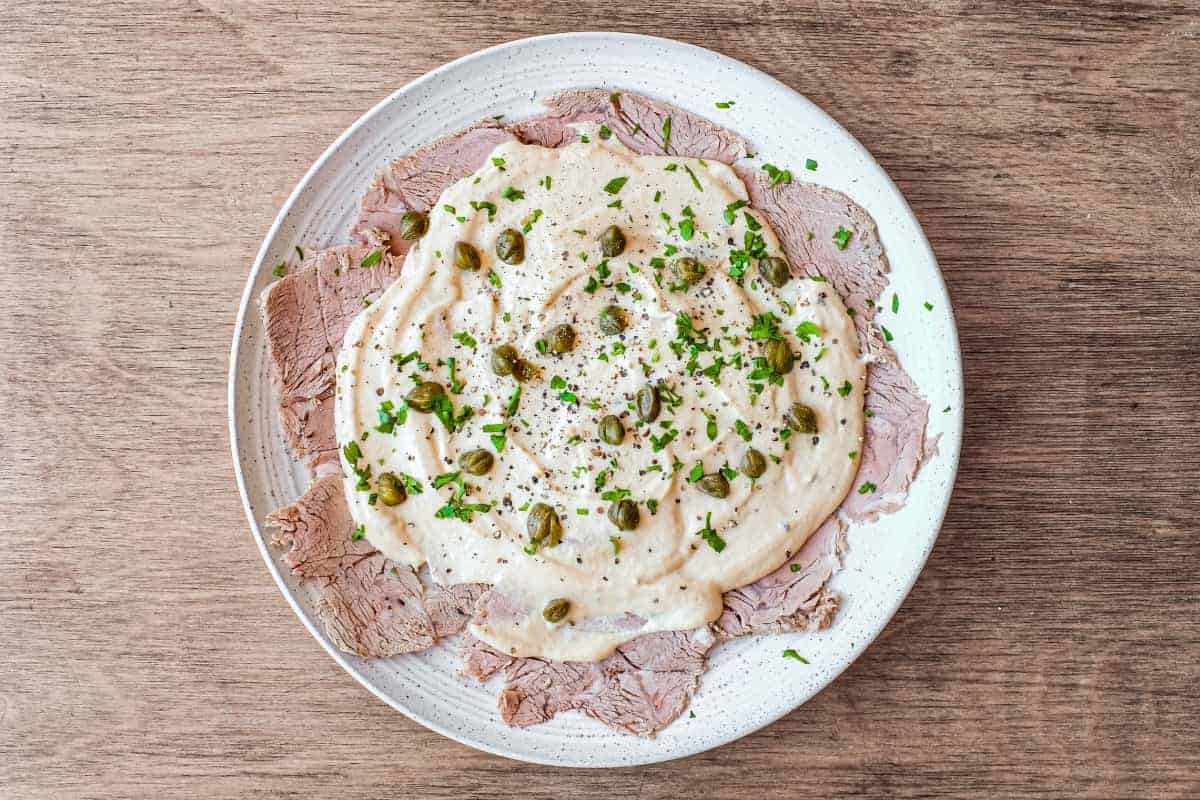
[335, 129, 864, 661]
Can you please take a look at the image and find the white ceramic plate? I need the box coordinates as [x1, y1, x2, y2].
[229, 32, 962, 767]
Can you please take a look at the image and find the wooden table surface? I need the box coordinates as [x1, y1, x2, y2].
[2, 3, 1197, 798]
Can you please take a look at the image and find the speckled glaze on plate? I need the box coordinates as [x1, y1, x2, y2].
[228, 32, 963, 767]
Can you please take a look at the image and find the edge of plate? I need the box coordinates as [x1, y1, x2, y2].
[228, 30, 963, 767]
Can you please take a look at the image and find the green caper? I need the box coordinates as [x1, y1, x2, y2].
[527, 502, 563, 548]
[599, 414, 625, 445]
[547, 323, 576, 354]
[496, 228, 525, 265]
[453, 241, 481, 271]
[758, 256, 791, 288]
[398, 210, 429, 240]
[607, 498, 639, 531]
[764, 339, 795, 375]
[783, 402, 818, 433]
[491, 344, 519, 376]
[376, 472, 407, 506]
[599, 225, 626, 257]
[406, 381, 445, 412]
[741, 448, 767, 479]
[543, 598, 570, 623]
[598, 305, 627, 335]
[635, 384, 661, 423]
[672, 257, 706, 285]
[459, 448, 494, 476]
[697, 472, 731, 498]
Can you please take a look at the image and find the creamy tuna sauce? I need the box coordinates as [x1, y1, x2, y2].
[335, 128, 865, 662]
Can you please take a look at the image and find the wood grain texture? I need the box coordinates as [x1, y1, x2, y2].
[1, 2, 1197, 797]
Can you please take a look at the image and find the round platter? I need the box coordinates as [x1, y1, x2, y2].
[229, 32, 963, 767]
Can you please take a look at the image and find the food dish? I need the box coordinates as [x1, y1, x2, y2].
[230, 33, 962, 766]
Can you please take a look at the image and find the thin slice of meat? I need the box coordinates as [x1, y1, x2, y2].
[713, 516, 845, 639]
[266, 475, 480, 657]
[352, 120, 515, 253]
[461, 628, 713, 737]
[838, 354, 931, 521]
[512, 89, 748, 163]
[260, 244, 401, 473]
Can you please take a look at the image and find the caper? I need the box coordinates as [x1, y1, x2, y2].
[459, 448, 494, 476]
[376, 472, 407, 506]
[543, 598, 570, 623]
[607, 498, 639, 531]
[526, 502, 563, 548]
[398, 210, 429, 240]
[599, 224, 626, 257]
[697, 472, 731, 499]
[741, 448, 767, 479]
[672, 256, 706, 286]
[599, 414, 625, 445]
[406, 381, 445, 413]
[496, 228, 525, 265]
[635, 383, 661, 423]
[547, 323, 576, 354]
[453, 241, 481, 271]
[764, 339, 794, 375]
[491, 344, 519, 376]
[758, 256, 791, 288]
[783, 402, 818, 433]
[598, 305, 627, 335]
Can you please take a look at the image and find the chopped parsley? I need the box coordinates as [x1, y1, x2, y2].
[881, 325, 894, 342]
[491, 157, 506, 170]
[925, 301, 934, 311]
[603, 176, 629, 194]
[352, 524, 365, 540]
[805, 158, 818, 171]
[360, 249, 382, 269]
[679, 218, 695, 240]
[749, 312, 783, 341]
[272, 262, 287, 278]
[715, 100, 735, 109]
[661, 115, 672, 153]
[521, 208, 544, 233]
[470, 200, 498, 221]
[501, 185, 524, 202]
[696, 512, 725, 552]
[892, 293, 900, 313]
[375, 399, 408, 433]
[723, 199, 748, 224]
[762, 163, 792, 186]
[837, 380, 853, 397]
[795, 321, 821, 343]
[683, 164, 703, 192]
[453, 331, 477, 349]
[782, 649, 809, 664]
[735, 419, 753, 442]
[858, 481, 878, 495]
[833, 225, 853, 250]
[599, 124, 612, 140]
[488, 269, 502, 288]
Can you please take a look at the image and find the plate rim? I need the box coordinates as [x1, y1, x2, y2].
[228, 30, 963, 767]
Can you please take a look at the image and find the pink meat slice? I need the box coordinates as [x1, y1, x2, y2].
[461, 628, 713, 737]
[259, 244, 401, 473]
[266, 475, 485, 657]
[351, 120, 515, 253]
[713, 516, 845, 638]
[511, 89, 749, 163]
